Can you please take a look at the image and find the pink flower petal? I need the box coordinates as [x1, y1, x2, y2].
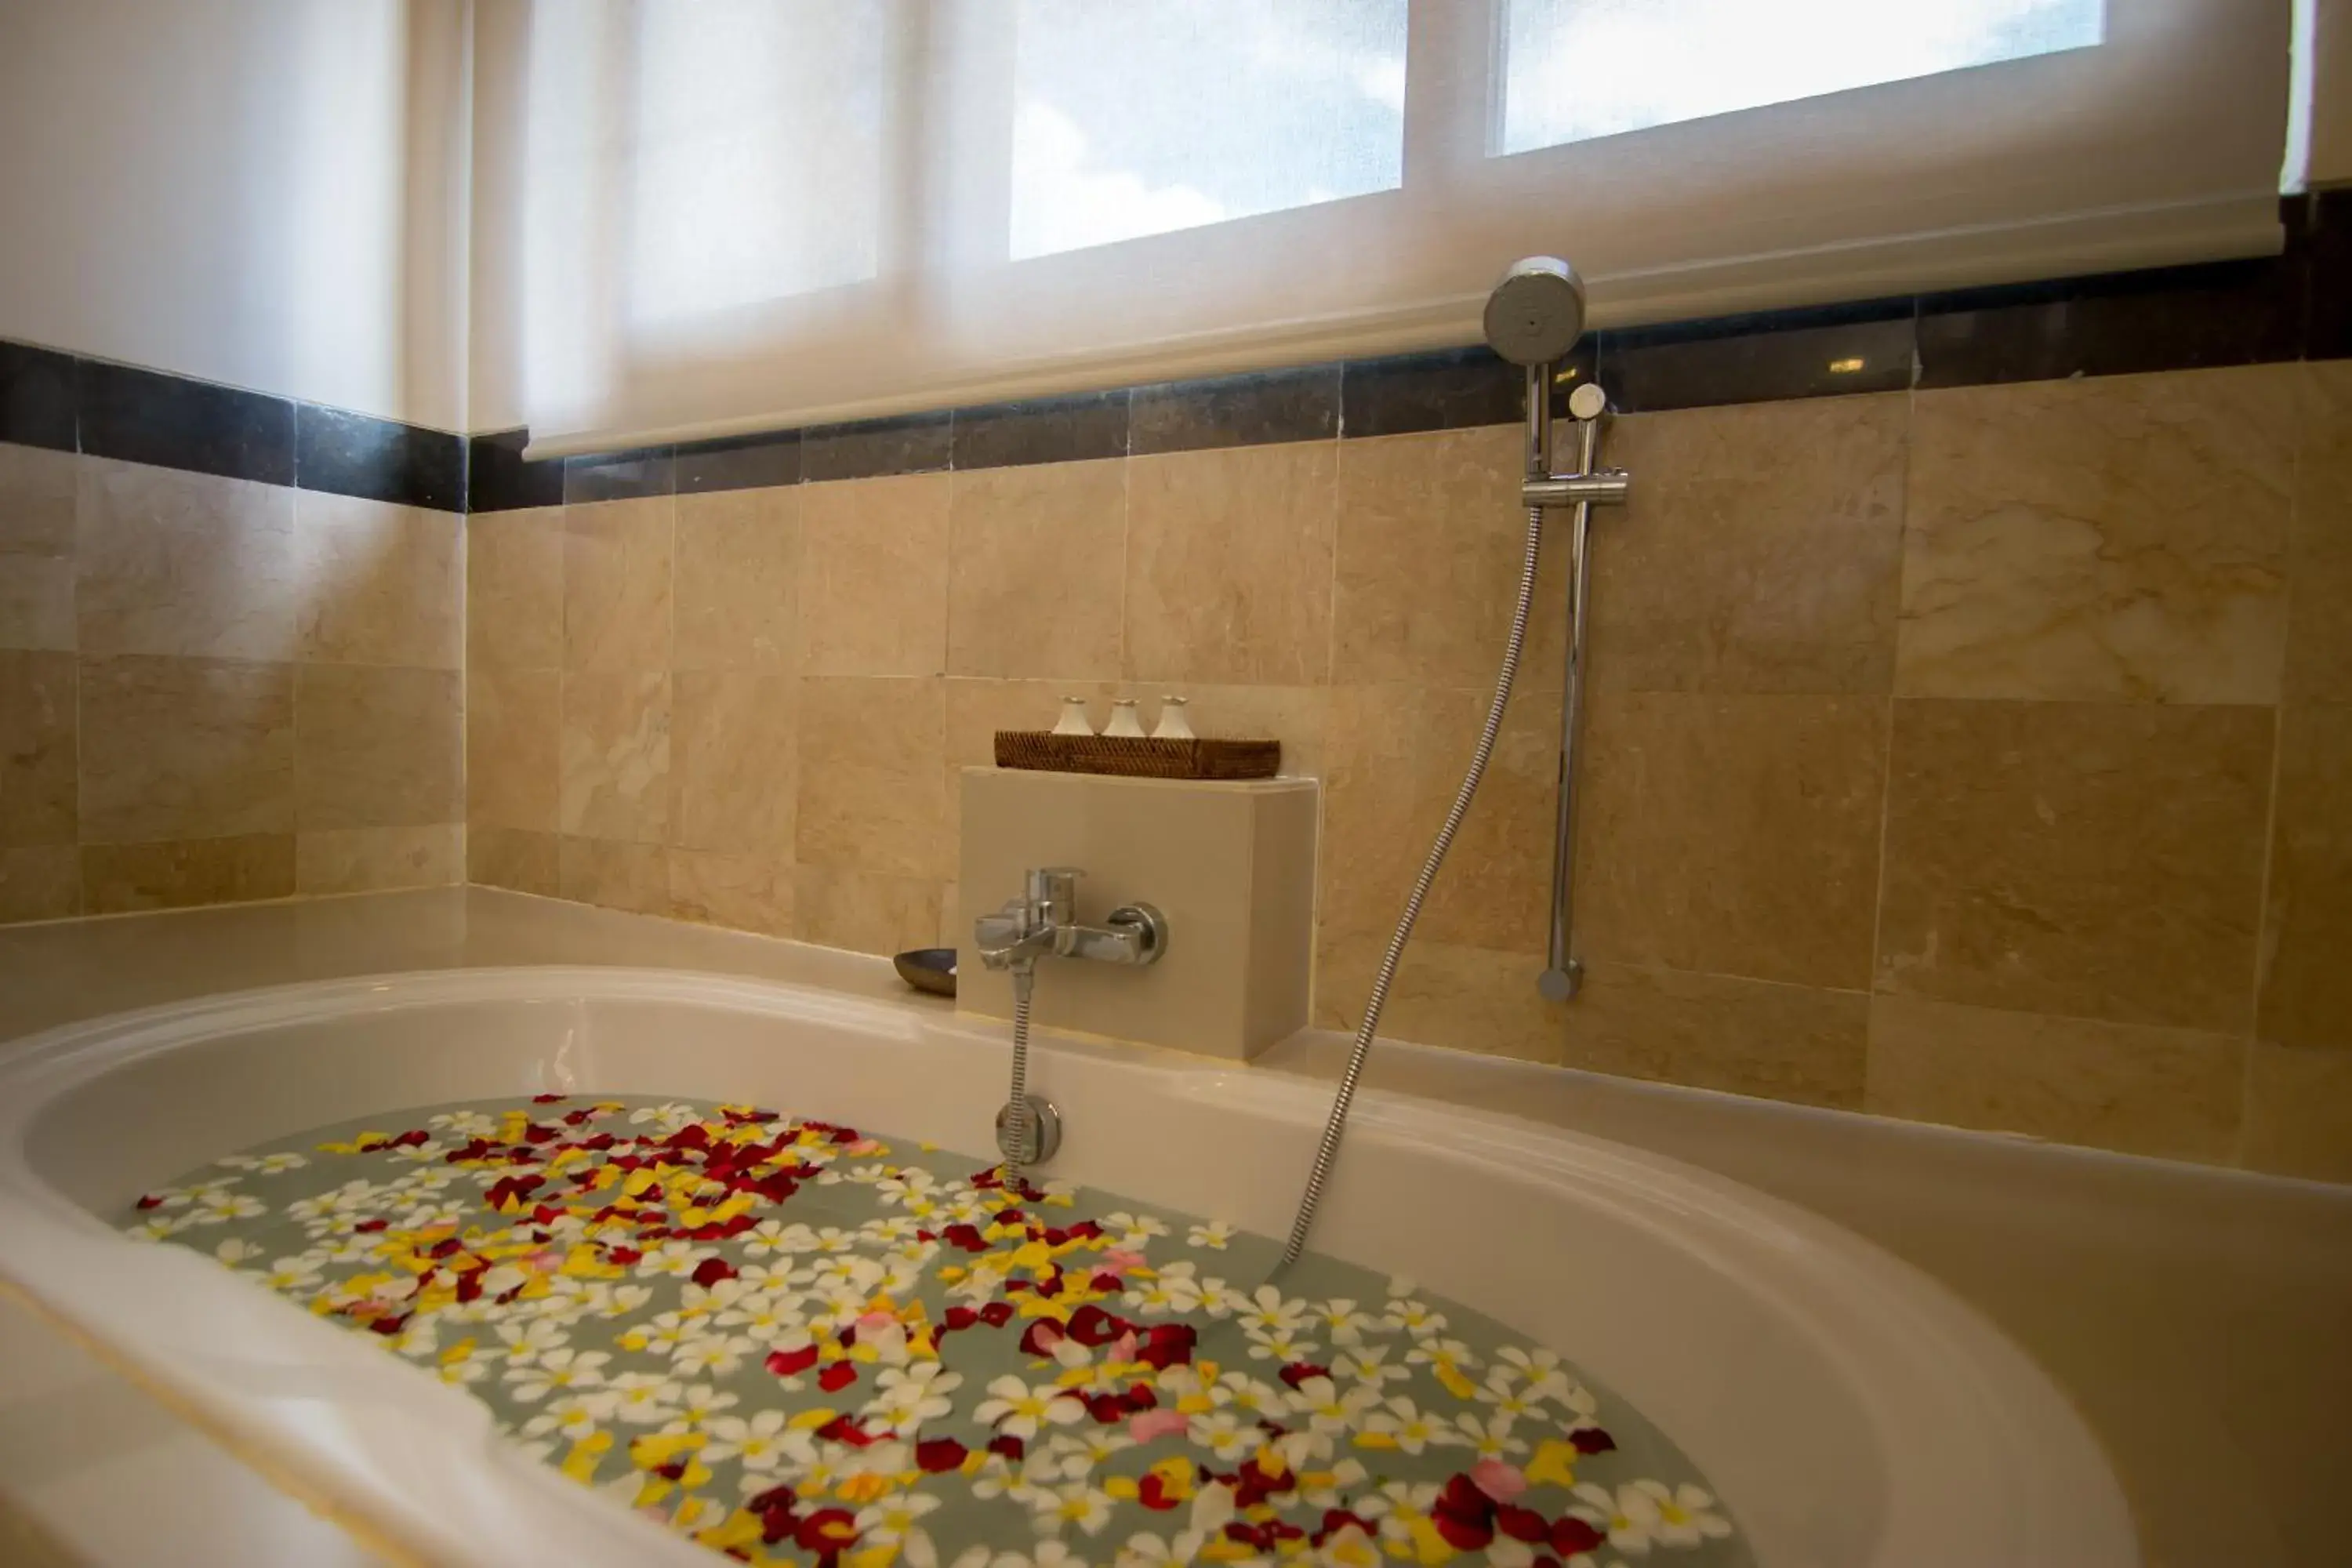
[1470, 1458, 1527, 1504]
[1130, 1407, 1191, 1443]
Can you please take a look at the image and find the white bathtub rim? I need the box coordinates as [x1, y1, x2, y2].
[0, 965, 2136, 1568]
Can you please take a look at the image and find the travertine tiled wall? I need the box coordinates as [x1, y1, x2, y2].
[465, 361, 2351, 1182]
[0, 445, 464, 916]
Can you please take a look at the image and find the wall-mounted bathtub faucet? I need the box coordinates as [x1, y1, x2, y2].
[975, 867, 1167, 1185]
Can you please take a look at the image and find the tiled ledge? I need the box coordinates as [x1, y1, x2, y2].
[471, 188, 2352, 510]
[0, 343, 464, 512]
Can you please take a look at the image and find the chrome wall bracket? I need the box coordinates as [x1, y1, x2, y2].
[1525, 372, 1626, 1001]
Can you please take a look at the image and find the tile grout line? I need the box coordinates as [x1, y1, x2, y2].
[1856, 380, 1919, 1110]
[2234, 372, 2305, 1163]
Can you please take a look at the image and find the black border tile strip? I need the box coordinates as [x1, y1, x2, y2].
[466, 428, 564, 514]
[563, 445, 675, 505]
[1601, 299, 1916, 413]
[296, 403, 466, 511]
[801, 410, 952, 484]
[1132, 366, 1337, 455]
[0, 341, 76, 453]
[1916, 256, 2303, 389]
[677, 430, 802, 494]
[1343, 345, 1537, 439]
[11, 192, 2350, 510]
[76, 358, 296, 486]
[952, 390, 1129, 471]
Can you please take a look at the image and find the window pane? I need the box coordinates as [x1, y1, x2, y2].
[1009, 0, 1407, 260]
[629, 0, 889, 325]
[1500, 0, 2104, 154]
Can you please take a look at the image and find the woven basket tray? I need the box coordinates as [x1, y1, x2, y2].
[993, 731, 1281, 780]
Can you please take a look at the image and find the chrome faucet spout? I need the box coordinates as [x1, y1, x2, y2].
[976, 865, 1170, 1182]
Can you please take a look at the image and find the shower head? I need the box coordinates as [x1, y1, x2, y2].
[1483, 256, 1588, 367]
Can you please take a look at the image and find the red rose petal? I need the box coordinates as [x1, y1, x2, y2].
[915, 1437, 967, 1473]
[767, 1345, 820, 1377]
[1551, 1517, 1606, 1555]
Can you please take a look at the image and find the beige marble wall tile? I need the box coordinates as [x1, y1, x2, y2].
[2258, 702, 2352, 1048]
[1319, 684, 1559, 954]
[1899, 366, 2293, 703]
[466, 667, 559, 831]
[2288, 362, 2352, 702]
[295, 665, 462, 830]
[1334, 426, 1569, 691]
[0, 845, 78, 923]
[469, 826, 560, 898]
[293, 492, 461, 669]
[79, 654, 293, 842]
[800, 474, 949, 678]
[797, 677, 948, 880]
[1126, 442, 1336, 685]
[2241, 1041, 2352, 1181]
[558, 835, 670, 916]
[676, 487, 798, 673]
[1594, 394, 1907, 695]
[948, 460, 1126, 680]
[1867, 993, 2245, 1161]
[1570, 691, 1887, 989]
[1877, 699, 2271, 1032]
[0, 649, 75, 846]
[563, 497, 672, 671]
[560, 671, 671, 843]
[1314, 927, 1565, 1063]
[81, 834, 295, 914]
[77, 458, 298, 661]
[467, 506, 562, 671]
[0, 443, 78, 652]
[794, 864, 942, 956]
[669, 849, 794, 937]
[1563, 961, 1870, 1109]
[296, 825, 461, 895]
[0, 444, 75, 553]
[938, 881, 960, 949]
[0, 551, 75, 654]
[671, 670, 795, 855]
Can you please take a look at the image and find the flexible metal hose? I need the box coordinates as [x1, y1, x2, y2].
[1002, 966, 1036, 1189]
[1279, 506, 1547, 1269]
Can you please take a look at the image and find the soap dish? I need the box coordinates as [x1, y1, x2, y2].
[993, 731, 1280, 780]
[892, 947, 957, 997]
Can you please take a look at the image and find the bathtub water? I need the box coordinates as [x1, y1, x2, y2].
[0, 967, 2134, 1567]
[124, 1093, 1747, 1566]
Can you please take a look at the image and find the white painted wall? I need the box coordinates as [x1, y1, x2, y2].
[0, 0, 469, 431]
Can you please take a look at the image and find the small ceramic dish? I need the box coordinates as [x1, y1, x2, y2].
[892, 947, 957, 997]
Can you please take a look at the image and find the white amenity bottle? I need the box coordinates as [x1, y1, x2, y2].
[1152, 696, 1195, 741]
[1104, 699, 1147, 739]
[1052, 696, 1094, 736]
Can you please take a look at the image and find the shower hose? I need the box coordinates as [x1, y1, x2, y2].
[1277, 506, 1548, 1269]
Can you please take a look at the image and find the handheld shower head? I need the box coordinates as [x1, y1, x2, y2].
[1483, 256, 1587, 367]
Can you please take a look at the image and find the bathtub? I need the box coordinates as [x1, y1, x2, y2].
[0, 965, 2133, 1567]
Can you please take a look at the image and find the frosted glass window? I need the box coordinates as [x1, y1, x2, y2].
[1008, 0, 1408, 260]
[628, 1, 889, 325]
[1500, 0, 2106, 154]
